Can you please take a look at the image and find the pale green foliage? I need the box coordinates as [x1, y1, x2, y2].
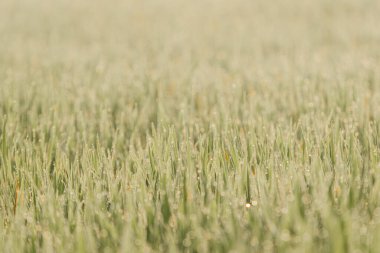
[1, 0, 380, 252]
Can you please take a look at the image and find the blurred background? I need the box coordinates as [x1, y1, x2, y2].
[0, 0, 379, 128]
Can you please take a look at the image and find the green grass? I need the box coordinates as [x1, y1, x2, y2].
[1, 0, 380, 252]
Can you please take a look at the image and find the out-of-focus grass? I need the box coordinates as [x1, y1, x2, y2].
[1, 0, 380, 252]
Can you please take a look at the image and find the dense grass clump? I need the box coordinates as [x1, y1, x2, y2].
[1, 0, 380, 252]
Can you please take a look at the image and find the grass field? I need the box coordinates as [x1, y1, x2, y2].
[1, 0, 380, 252]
